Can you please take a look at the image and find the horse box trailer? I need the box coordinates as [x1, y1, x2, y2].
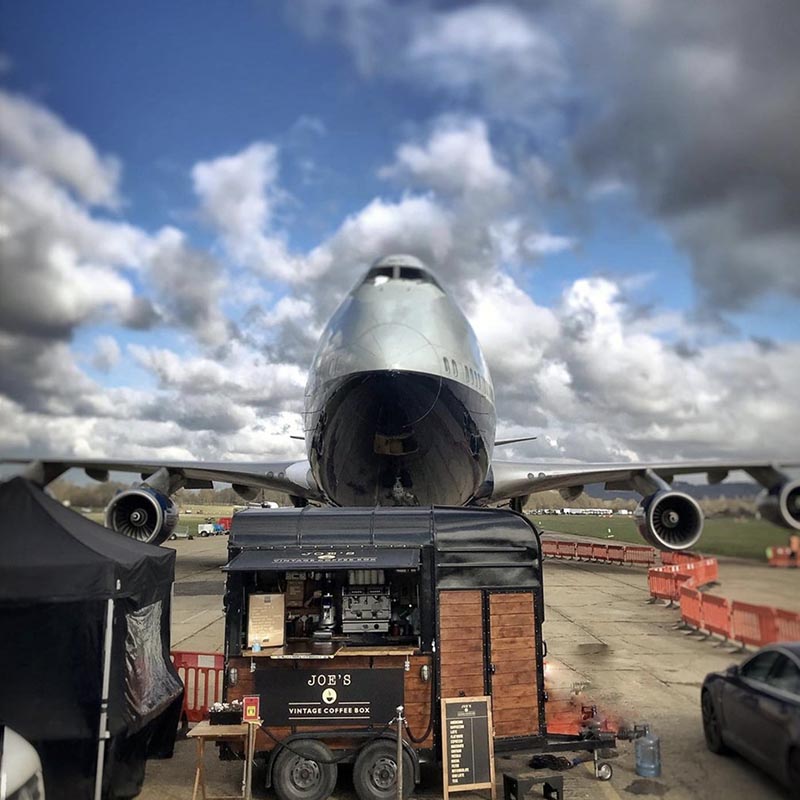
[221, 505, 553, 799]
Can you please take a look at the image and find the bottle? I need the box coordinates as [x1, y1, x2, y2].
[635, 725, 661, 777]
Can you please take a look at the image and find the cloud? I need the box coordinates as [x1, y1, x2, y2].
[380, 116, 513, 199]
[293, 0, 800, 309]
[0, 89, 121, 207]
[91, 336, 121, 372]
[569, 0, 800, 307]
[148, 227, 231, 347]
[405, 4, 565, 115]
[191, 142, 305, 283]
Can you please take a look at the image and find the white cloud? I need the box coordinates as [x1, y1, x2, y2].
[380, 116, 512, 199]
[0, 89, 121, 207]
[524, 232, 576, 256]
[191, 142, 305, 283]
[91, 336, 121, 372]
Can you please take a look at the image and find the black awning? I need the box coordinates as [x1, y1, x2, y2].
[223, 547, 420, 571]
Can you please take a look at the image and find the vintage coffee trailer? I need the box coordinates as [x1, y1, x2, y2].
[222, 505, 549, 799]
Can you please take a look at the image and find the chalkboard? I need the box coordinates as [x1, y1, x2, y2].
[441, 696, 496, 799]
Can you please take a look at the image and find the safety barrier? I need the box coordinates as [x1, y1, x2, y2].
[576, 541, 594, 561]
[606, 545, 626, 565]
[541, 538, 660, 567]
[766, 547, 799, 568]
[591, 544, 609, 561]
[730, 601, 779, 649]
[557, 541, 577, 560]
[624, 546, 658, 567]
[171, 650, 225, 723]
[700, 595, 732, 640]
[775, 609, 800, 640]
[542, 540, 559, 558]
[541, 538, 798, 650]
[679, 586, 703, 629]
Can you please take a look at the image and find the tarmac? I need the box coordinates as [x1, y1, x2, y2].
[139, 533, 799, 799]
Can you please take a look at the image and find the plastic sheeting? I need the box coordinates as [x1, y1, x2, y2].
[124, 601, 183, 727]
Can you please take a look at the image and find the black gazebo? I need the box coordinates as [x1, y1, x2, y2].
[0, 477, 183, 800]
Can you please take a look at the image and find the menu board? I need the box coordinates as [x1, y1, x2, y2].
[441, 696, 496, 799]
[247, 593, 285, 648]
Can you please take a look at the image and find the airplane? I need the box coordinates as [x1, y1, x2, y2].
[4, 254, 799, 550]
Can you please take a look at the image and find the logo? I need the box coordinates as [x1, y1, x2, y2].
[322, 688, 337, 704]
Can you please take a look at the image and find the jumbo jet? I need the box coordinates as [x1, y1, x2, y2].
[6, 255, 799, 549]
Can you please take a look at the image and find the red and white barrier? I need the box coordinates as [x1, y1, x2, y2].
[171, 650, 225, 722]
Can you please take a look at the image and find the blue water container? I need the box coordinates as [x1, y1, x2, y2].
[635, 725, 661, 777]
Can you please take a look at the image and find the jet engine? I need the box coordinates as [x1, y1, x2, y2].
[634, 490, 704, 551]
[105, 487, 178, 545]
[756, 479, 800, 530]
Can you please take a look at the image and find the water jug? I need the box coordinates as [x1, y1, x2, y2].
[635, 725, 661, 777]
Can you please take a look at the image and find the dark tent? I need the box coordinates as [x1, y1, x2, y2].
[0, 477, 183, 800]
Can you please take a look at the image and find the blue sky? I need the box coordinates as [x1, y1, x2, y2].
[0, 1, 798, 464]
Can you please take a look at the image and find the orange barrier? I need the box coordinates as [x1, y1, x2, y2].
[542, 540, 559, 557]
[557, 541, 577, 559]
[648, 568, 679, 602]
[607, 545, 626, 565]
[624, 546, 658, 567]
[171, 650, 225, 723]
[701, 595, 732, 640]
[679, 586, 703, 629]
[775, 609, 800, 640]
[767, 547, 799, 568]
[730, 601, 779, 648]
[591, 544, 609, 561]
[576, 541, 594, 561]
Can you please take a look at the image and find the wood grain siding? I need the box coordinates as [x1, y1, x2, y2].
[489, 592, 539, 738]
[438, 590, 485, 699]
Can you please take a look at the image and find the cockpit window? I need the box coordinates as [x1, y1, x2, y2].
[362, 263, 442, 288]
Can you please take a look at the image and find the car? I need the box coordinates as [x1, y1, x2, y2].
[0, 725, 46, 800]
[701, 642, 800, 793]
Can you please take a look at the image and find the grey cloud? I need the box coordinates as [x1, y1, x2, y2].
[570, 0, 800, 307]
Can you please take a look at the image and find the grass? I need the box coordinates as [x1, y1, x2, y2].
[80, 503, 787, 561]
[530, 514, 791, 561]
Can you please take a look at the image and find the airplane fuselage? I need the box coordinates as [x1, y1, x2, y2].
[304, 255, 496, 506]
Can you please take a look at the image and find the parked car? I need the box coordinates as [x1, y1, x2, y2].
[0, 725, 45, 800]
[701, 642, 800, 793]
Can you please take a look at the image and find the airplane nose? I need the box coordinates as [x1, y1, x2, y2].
[353, 322, 439, 373]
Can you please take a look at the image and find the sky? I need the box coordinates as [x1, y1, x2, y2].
[0, 0, 798, 470]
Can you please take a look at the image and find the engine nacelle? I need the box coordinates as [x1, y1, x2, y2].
[105, 487, 178, 545]
[634, 490, 704, 551]
[757, 480, 800, 530]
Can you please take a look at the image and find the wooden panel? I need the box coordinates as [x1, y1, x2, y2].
[438, 590, 486, 701]
[489, 592, 540, 739]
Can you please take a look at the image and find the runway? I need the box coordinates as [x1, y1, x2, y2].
[139, 535, 796, 799]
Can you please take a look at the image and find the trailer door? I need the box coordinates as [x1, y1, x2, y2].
[437, 589, 544, 741]
[437, 590, 485, 699]
[487, 590, 541, 739]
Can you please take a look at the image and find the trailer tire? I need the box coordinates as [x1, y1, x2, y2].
[272, 740, 337, 800]
[353, 740, 414, 800]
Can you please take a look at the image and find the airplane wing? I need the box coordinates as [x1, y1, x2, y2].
[1, 456, 323, 501]
[489, 459, 800, 502]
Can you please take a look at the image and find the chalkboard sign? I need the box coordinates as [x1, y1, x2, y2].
[441, 696, 496, 799]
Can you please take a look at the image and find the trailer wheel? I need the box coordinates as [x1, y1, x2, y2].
[272, 740, 337, 800]
[596, 762, 613, 781]
[353, 740, 414, 800]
